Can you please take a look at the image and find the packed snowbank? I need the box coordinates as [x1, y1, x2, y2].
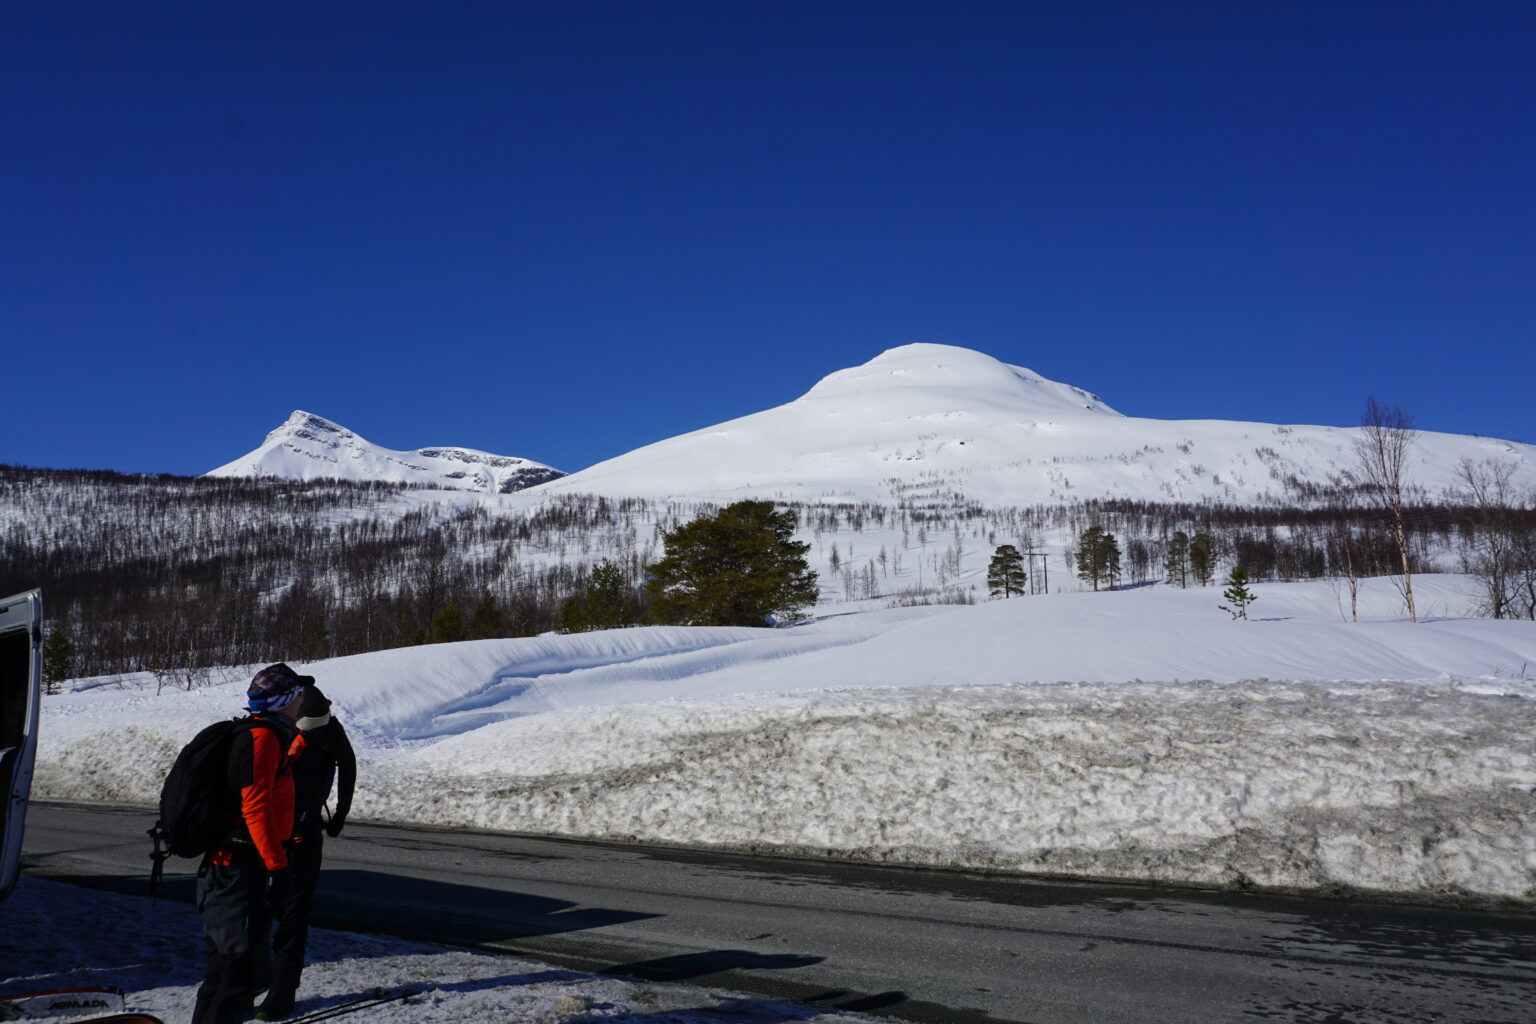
[0, 876, 895, 1023]
[34, 576, 1536, 906]
[395, 679, 1534, 901]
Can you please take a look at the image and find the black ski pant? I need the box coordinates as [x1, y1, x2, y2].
[191, 845, 273, 1024]
[269, 830, 324, 997]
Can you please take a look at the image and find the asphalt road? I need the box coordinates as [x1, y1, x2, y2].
[22, 801, 1536, 1024]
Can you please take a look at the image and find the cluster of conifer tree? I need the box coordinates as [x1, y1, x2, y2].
[971, 490, 1535, 612]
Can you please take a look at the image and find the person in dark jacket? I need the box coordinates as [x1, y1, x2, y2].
[192, 663, 309, 1024]
[257, 684, 356, 1021]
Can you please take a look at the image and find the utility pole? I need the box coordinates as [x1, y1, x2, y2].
[1026, 551, 1051, 595]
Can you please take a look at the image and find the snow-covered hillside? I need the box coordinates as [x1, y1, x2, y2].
[36, 575, 1536, 905]
[530, 344, 1536, 505]
[206, 410, 565, 493]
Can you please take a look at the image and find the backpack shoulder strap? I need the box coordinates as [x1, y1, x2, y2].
[234, 715, 282, 738]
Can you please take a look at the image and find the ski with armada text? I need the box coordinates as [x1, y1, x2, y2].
[0, 986, 126, 1020]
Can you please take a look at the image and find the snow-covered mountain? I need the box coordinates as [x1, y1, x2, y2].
[205, 346, 1535, 505]
[206, 411, 565, 493]
[533, 343, 1536, 505]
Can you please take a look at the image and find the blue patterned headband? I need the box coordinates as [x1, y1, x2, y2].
[247, 662, 311, 713]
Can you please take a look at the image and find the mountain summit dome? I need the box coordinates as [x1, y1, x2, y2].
[531, 344, 1142, 503]
[802, 344, 1120, 418]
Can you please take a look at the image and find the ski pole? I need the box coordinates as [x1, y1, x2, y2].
[282, 994, 389, 1024]
[281, 986, 412, 1024]
[279, 991, 385, 1024]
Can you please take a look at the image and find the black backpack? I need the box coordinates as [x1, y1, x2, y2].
[147, 716, 277, 893]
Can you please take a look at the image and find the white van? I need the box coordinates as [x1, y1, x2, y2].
[0, 589, 42, 899]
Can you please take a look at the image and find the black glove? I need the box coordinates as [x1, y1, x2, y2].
[325, 813, 347, 838]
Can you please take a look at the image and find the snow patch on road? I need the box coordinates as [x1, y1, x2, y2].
[0, 877, 896, 1023]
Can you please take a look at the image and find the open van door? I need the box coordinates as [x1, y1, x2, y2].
[0, 589, 42, 899]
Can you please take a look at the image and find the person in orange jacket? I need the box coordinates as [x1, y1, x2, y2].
[257, 684, 356, 1020]
[190, 664, 310, 1024]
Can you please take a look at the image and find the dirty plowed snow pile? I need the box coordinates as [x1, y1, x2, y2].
[395, 679, 1534, 901]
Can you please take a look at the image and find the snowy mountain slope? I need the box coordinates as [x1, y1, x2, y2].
[35, 576, 1536, 903]
[206, 410, 565, 493]
[530, 343, 1536, 505]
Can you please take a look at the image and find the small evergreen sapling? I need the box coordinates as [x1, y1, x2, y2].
[1219, 563, 1257, 620]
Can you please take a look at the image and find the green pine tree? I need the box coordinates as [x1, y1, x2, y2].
[42, 624, 73, 696]
[468, 591, 502, 639]
[557, 595, 591, 634]
[1164, 531, 1190, 588]
[1075, 526, 1121, 591]
[1189, 532, 1216, 587]
[1101, 532, 1122, 589]
[586, 560, 634, 629]
[397, 618, 427, 647]
[645, 501, 818, 626]
[1219, 563, 1258, 620]
[987, 545, 1027, 598]
[559, 562, 636, 633]
[429, 601, 466, 643]
[1075, 526, 1104, 590]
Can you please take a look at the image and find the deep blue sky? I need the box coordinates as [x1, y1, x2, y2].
[5, 1, 1533, 476]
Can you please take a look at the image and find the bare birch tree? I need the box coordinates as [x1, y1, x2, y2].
[1332, 521, 1360, 622]
[1353, 397, 1418, 622]
[1457, 457, 1521, 618]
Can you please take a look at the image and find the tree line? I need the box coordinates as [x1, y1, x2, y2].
[2, 467, 661, 681]
[3, 467, 820, 685]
